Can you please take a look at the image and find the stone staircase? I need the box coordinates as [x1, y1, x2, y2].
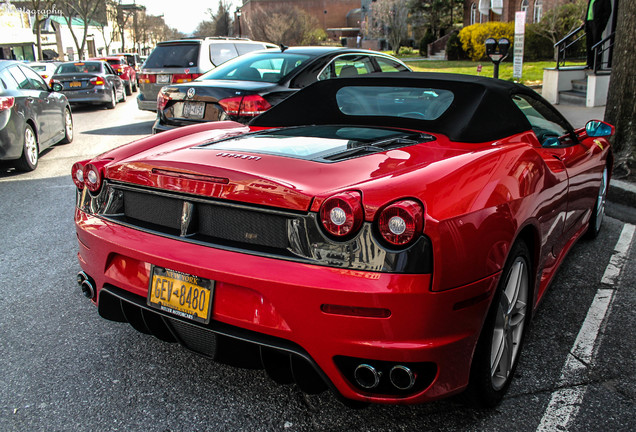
[559, 78, 587, 106]
[428, 50, 446, 61]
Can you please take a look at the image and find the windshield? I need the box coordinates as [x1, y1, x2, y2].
[55, 62, 103, 74]
[144, 44, 199, 68]
[198, 52, 311, 83]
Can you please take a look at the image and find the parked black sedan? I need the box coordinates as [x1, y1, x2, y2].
[0, 60, 73, 171]
[52, 61, 126, 109]
[153, 47, 411, 133]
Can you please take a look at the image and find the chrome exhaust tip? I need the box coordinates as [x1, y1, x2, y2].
[353, 364, 382, 389]
[77, 271, 87, 286]
[80, 278, 95, 299]
[389, 365, 416, 390]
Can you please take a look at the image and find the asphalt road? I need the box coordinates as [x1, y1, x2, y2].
[0, 97, 634, 431]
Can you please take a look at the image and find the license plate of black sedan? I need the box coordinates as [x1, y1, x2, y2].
[183, 101, 205, 119]
[147, 266, 214, 324]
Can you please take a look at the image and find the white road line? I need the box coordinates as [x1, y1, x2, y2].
[536, 223, 635, 432]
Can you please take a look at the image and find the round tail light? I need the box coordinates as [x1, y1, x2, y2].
[319, 191, 363, 238]
[71, 161, 86, 189]
[377, 200, 423, 246]
[84, 163, 104, 193]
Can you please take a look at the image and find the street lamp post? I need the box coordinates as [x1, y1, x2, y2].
[236, 8, 242, 38]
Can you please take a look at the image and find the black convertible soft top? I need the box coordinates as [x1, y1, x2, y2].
[250, 72, 573, 143]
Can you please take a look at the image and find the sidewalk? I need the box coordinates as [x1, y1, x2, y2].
[554, 104, 636, 209]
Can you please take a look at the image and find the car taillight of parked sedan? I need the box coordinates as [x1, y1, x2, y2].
[0, 96, 15, 111]
[219, 95, 271, 117]
[89, 77, 105, 86]
[157, 91, 170, 111]
[172, 73, 202, 83]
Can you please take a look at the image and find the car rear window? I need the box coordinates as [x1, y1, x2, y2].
[199, 52, 311, 83]
[209, 43, 239, 66]
[336, 86, 454, 121]
[144, 44, 199, 68]
[56, 62, 103, 74]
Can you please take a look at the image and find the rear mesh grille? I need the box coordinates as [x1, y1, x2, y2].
[198, 203, 288, 248]
[113, 187, 294, 252]
[124, 190, 182, 230]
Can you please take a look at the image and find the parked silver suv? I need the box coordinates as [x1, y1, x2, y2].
[137, 37, 276, 112]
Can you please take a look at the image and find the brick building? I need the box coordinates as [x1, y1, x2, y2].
[464, 0, 582, 26]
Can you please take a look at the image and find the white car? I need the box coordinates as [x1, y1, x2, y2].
[28, 62, 59, 86]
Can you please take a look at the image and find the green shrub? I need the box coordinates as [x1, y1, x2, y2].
[459, 22, 514, 61]
[419, 29, 436, 57]
[446, 32, 466, 60]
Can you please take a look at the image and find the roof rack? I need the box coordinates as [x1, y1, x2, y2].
[177, 36, 253, 41]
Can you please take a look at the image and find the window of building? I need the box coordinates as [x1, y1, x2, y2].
[533, 0, 543, 23]
[470, 3, 477, 25]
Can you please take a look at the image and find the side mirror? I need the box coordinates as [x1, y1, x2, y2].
[585, 120, 614, 137]
[51, 81, 63, 92]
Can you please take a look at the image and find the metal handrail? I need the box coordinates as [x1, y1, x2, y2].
[554, 24, 585, 69]
[591, 32, 615, 73]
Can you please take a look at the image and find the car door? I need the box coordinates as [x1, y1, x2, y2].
[20, 64, 65, 148]
[6, 65, 57, 147]
[103, 63, 120, 95]
[512, 94, 602, 238]
[317, 54, 375, 80]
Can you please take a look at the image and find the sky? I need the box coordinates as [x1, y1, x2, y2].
[135, 0, 241, 35]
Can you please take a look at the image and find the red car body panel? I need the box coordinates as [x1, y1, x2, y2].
[90, 56, 137, 87]
[73, 74, 613, 405]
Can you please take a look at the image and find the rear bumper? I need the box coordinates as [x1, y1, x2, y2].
[0, 109, 23, 160]
[75, 209, 497, 404]
[137, 94, 157, 112]
[64, 88, 110, 104]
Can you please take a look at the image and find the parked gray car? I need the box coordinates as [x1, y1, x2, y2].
[0, 60, 73, 171]
[52, 61, 126, 109]
[137, 37, 276, 112]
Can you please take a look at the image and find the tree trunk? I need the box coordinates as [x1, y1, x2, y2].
[604, 0, 636, 178]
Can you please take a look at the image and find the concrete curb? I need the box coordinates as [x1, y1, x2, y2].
[608, 179, 636, 208]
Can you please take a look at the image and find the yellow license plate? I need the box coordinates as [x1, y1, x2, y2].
[147, 266, 214, 324]
[69, 81, 81, 87]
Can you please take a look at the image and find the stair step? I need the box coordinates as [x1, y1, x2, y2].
[559, 90, 586, 106]
[571, 79, 587, 92]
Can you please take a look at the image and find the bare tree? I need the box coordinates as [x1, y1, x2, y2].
[527, 0, 585, 60]
[58, 0, 103, 59]
[408, 0, 463, 39]
[605, 1, 636, 178]
[245, 5, 322, 45]
[95, 0, 118, 55]
[369, 0, 408, 55]
[22, 0, 56, 60]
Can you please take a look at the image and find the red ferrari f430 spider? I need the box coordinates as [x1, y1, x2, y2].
[72, 73, 614, 407]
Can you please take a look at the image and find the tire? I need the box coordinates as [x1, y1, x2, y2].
[106, 89, 116, 109]
[585, 165, 608, 240]
[132, 80, 138, 92]
[463, 240, 531, 408]
[59, 107, 73, 144]
[125, 81, 132, 96]
[15, 124, 39, 171]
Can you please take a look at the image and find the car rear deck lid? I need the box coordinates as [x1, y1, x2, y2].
[197, 125, 435, 163]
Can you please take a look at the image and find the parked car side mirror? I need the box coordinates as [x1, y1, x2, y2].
[585, 120, 614, 137]
[51, 81, 63, 92]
